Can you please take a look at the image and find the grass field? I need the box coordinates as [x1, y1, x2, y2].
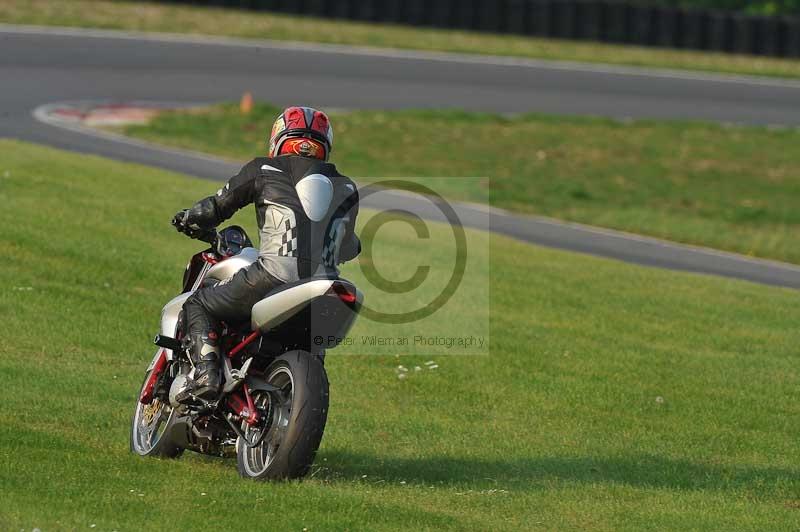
[120, 103, 800, 264]
[3, 0, 800, 79]
[2, 140, 800, 530]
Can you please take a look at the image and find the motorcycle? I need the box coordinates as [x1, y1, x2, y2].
[130, 224, 362, 480]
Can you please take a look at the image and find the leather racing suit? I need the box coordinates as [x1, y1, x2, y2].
[179, 155, 361, 398]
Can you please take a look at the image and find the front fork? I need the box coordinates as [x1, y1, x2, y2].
[138, 333, 184, 405]
[139, 349, 167, 405]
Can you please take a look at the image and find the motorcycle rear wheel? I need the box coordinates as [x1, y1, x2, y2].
[236, 350, 329, 480]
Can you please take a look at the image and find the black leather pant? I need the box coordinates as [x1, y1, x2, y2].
[184, 260, 283, 341]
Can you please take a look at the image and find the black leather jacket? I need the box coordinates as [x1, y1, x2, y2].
[185, 155, 361, 281]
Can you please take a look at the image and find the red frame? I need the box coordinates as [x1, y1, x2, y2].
[201, 251, 219, 265]
[140, 249, 262, 423]
[138, 332, 262, 406]
[228, 331, 260, 358]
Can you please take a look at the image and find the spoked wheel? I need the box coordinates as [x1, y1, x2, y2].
[236, 351, 329, 480]
[130, 351, 183, 458]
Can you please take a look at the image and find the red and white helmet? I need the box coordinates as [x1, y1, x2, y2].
[268, 106, 333, 161]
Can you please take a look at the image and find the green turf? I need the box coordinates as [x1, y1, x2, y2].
[120, 103, 800, 265]
[4, 0, 800, 79]
[1, 139, 799, 530]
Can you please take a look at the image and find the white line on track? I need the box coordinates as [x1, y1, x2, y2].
[4, 23, 800, 90]
[32, 100, 242, 167]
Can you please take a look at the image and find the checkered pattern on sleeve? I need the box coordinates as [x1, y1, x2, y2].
[279, 218, 298, 257]
[321, 219, 343, 267]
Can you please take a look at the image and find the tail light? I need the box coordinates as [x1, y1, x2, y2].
[327, 281, 358, 305]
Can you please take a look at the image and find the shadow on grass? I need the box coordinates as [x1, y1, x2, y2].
[317, 449, 797, 493]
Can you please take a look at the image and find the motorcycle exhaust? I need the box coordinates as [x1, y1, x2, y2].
[160, 414, 194, 449]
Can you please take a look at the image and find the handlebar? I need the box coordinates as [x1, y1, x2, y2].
[172, 212, 218, 245]
[196, 229, 218, 245]
[174, 216, 251, 257]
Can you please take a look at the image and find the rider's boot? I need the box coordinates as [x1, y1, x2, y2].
[188, 332, 221, 400]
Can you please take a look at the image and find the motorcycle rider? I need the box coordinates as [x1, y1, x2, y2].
[172, 106, 361, 400]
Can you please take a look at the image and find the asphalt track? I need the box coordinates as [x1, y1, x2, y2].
[3, 25, 800, 288]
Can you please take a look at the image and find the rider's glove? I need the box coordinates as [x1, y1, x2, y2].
[171, 210, 188, 231]
[172, 209, 204, 238]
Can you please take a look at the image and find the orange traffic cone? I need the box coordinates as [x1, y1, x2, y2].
[240, 91, 253, 115]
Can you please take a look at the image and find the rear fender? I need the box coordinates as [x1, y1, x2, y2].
[245, 375, 280, 394]
[250, 279, 336, 331]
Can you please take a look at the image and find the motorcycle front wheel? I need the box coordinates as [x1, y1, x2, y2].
[130, 349, 183, 458]
[236, 350, 329, 480]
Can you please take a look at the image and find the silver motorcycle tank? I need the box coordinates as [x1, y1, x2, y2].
[205, 247, 258, 282]
[159, 247, 257, 361]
